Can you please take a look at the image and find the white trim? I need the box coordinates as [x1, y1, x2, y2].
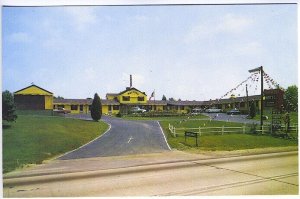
[157, 121, 172, 150]
[55, 121, 112, 160]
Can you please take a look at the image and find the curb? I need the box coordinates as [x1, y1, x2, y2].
[4, 151, 297, 187]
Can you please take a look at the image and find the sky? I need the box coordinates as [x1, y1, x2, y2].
[2, 4, 298, 101]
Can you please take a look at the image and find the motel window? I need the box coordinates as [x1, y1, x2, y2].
[80, 105, 83, 111]
[58, 105, 65, 109]
[113, 105, 119, 110]
[138, 96, 144, 101]
[123, 96, 130, 101]
[181, 106, 184, 110]
[108, 105, 112, 111]
[71, 105, 78, 110]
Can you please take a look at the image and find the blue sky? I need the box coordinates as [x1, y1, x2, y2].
[2, 4, 297, 100]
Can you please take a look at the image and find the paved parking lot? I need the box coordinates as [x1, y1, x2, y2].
[202, 113, 260, 124]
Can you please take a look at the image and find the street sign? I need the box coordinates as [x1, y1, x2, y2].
[185, 131, 199, 147]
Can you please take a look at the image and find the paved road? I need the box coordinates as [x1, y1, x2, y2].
[203, 113, 261, 124]
[4, 151, 298, 196]
[58, 116, 170, 160]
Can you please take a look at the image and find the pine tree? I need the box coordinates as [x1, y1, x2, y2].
[91, 93, 102, 121]
[162, 95, 167, 101]
[2, 90, 17, 122]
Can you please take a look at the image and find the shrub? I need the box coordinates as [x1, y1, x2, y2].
[91, 93, 102, 121]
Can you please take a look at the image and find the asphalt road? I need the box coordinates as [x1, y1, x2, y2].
[58, 116, 170, 160]
[4, 151, 298, 196]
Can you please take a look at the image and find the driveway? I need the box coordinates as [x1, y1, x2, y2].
[202, 113, 261, 124]
[59, 116, 170, 160]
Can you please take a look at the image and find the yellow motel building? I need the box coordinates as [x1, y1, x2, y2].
[14, 84, 263, 115]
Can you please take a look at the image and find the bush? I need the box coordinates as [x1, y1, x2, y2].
[249, 123, 258, 134]
[249, 102, 256, 119]
[2, 90, 17, 122]
[116, 112, 122, 117]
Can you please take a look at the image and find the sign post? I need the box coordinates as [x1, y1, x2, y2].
[185, 131, 199, 147]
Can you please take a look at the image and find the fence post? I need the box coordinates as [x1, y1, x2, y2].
[174, 127, 176, 137]
[243, 125, 245, 134]
[262, 125, 264, 134]
[199, 126, 201, 136]
[222, 126, 224, 135]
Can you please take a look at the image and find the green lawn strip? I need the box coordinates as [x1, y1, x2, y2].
[120, 114, 209, 121]
[253, 111, 298, 124]
[159, 119, 298, 152]
[2, 115, 109, 173]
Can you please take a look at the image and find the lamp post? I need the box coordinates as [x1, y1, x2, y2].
[248, 66, 264, 130]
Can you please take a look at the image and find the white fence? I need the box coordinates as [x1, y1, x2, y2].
[168, 123, 298, 137]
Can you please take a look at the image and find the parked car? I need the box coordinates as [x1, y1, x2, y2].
[206, 107, 222, 113]
[191, 108, 203, 115]
[131, 107, 147, 113]
[53, 107, 71, 114]
[227, 109, 241, 115]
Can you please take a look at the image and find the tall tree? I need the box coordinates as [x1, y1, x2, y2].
[249, 101, 256, 119]
[91, 93, 102, 121]
[168, 97, 175, 101]
[2, 90, 17, 122]
[162, 95, 167, 101]
[284, 85, 298, 112]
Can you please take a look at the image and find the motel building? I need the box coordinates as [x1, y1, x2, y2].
[13, 82, 267, 115]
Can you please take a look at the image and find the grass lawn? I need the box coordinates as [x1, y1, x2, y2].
[120, 114, 209, 121]
[159, 119, 298, 152]
[2, 115, 109, 173]
[253, 111, 298, 124]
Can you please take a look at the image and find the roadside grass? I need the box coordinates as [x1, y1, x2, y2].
[159, 119, 298, 152]
[120, 114, 209, 121]
[253, 111, 298, 124]
[2, 115, 109, 173]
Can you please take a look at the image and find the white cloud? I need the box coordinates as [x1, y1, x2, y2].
[232, 41, 264, 56]
[217, 14, 253, 34]
[8, 32, 31, 43]
[64, 7, 97, 31]
[184, 13, 253, 43]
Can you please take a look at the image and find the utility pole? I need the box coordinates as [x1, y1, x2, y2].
[246, 84, 249, 114]
[248, 66, 264, 130]
[260, 66, 264, 129]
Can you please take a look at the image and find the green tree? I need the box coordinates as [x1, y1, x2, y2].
[284, 85, 298, 112]
[2, 90, 17, 122]
[168, 97, 175, 101]
[91, 93, 102, 121]
[162, 95, 167, 101]
[249, 101, 256, 119]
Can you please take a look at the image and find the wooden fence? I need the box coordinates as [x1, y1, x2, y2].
[168, 123, 298, 137]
